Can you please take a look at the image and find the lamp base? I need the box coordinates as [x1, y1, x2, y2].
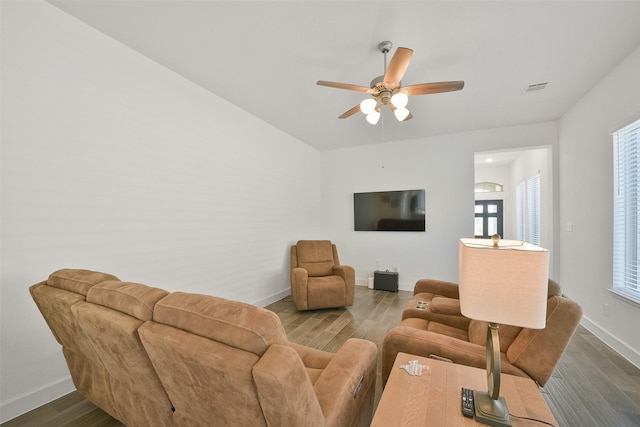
[473, 390, 512, 427]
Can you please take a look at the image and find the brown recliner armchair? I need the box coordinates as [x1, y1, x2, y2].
[290, 240, 355, 311]
[139, 291, 377, 427]
[382, 278, 582, 387]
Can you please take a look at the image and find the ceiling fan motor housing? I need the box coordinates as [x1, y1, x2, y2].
[369, 76, 398, 105]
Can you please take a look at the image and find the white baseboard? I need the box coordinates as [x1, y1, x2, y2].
[1, 376, 74, 423]
[356, 280, 413, 292]
[254, 288, 291, 307]
[580, 315, 640, 369]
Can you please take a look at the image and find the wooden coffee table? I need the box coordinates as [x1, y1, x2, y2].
[371, 352, 557, 427]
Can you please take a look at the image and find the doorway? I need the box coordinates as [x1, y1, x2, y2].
[475, 200, 503, 238]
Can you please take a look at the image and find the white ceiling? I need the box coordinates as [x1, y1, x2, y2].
[48, 1, 640, 151]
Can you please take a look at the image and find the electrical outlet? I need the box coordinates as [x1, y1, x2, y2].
[603, 303, 611, 317]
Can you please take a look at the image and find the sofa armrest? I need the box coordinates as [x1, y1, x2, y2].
[333, 265, 355, 306]
[333, 265, 355, 286]
[313, 338, 377, 427]
[290, 267, 309, 310]
[253, 344, 325, 427]
[413, 279, 460, 299]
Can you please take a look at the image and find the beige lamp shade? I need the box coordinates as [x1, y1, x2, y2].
[458, 238, 549, 329]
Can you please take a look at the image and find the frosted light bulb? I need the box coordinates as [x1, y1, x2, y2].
[366, 110, 381, 125]
[391, 92, 408, 108]
[360, 98, 377, 114]
[394, 107, 410, 121]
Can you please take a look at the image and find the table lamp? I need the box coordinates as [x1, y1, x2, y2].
[458, 235, 549, 427]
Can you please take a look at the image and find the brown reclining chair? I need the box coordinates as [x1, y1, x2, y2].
[139, 291, 377, 427]
[382, 278, 582, 387]
[290, 240, 355, 311]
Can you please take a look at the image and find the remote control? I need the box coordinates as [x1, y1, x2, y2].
[461, 388, 475, 418]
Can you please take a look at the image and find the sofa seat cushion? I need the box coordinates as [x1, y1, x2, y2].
[426, 322, 470, 342]
[153, 292, 288, 356]
[306, 276, 346, 309]
[400, 318, 470, 342]
[48, 268, 120, 296]
[288, 342, 334, 385]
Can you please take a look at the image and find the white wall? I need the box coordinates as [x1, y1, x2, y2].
[320, 122, 559, 290]
[0, 1, 321, 421]
[558, 45, 640, 367]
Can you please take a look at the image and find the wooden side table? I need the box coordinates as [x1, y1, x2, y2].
[372, 352, 557, 427]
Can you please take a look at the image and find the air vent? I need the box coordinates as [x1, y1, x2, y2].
[524, 82, 548, 93]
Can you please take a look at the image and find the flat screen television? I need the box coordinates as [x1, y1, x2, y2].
[354, 189, 425, 231]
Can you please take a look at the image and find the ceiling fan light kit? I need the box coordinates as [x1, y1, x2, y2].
[366, 109, 381, 125]
[360, 98, 377, 115]
[317, 41, 464, 125]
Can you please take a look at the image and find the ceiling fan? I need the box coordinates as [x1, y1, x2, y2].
[317, 41, 464, 125]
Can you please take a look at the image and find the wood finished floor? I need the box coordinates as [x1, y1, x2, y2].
[4, 286, 640, 427]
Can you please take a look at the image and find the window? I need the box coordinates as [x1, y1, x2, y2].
[613, 118, 640, 303]
[515, 174, 540, 245]
[475, 182, 504, 193]
[475, 200, 503, 238]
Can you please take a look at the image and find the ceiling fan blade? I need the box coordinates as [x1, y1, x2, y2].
[317, 80, 371, 93]
[383, 47, 413, 89]
[403, 81, 465, 96]
[339, 104, 361, 119]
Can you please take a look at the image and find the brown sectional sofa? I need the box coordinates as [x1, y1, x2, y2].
[382, 278, 582, 387]
[30, 269, 377, 427]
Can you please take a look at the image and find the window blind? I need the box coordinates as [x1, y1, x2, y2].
[527, 174, 541, 245]
[613, 118, 640, 300]
[516, 181, 525, 241]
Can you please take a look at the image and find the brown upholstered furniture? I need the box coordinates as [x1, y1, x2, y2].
[400, 278, 470, 331]
[382, 278, 582, 387]
[290, 240, 355, 311]
[30, 269, 377, 427]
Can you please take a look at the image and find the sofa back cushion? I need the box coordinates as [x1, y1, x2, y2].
[467, 279, 564, 353]
[87, 280, 168, 321]
[140, 321, 267, 427]
[48, 268, 119, 295]
[29, 269, 122, 420]
[507, 295, 582, 386]
[468, 321, 523, 353]
[138, 292, 293, 426]
[152, 292, 288, 356]
[73, 281, 174, 427]
[253, 344, 326, 427]
[294, 240, 336, 277]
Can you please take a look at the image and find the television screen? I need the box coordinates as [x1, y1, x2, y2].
[354, 189, 425, 231]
